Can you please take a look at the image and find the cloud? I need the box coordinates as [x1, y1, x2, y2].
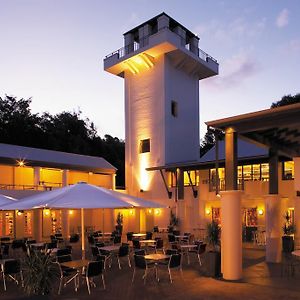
[203, 52, 260, 90]
[276, 9, 289, 28]
[282, 38, 300, 53]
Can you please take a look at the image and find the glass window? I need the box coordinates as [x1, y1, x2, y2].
[212, 207, 221, 225]
[252, 164, 261, 181]
[261, 163, 269, 181]
[171, 101, 178, 117]
[139, 139, 150, 153]
[283, 161, 294, 180]
[183, 171, 197, 186]
[243, 165, 252, 181]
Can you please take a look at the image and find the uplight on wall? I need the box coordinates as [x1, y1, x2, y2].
[258, 208, 264, 216]
[148, 209, 152, 214]
[205, 208, 211, 215]
[129, 209, 134, 216]
[43, 209, 50, 216]
[154, 209, 161, 216]
[69, 210, 74, 215]
[17, 159, 25, 167]
[17, 210, 24, 216]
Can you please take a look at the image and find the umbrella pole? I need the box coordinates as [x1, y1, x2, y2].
[81, 208, 85, 259]
[102, 208, 104, 233]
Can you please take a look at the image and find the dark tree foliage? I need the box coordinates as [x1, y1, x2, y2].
[0, 95, 125, 187]
[270, 93, 300, 108]
[200, 128, 224, 157]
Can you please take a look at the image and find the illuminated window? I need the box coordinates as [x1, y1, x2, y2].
[243, 165, 252, 181]
[209, 168, 225, 191]
[171, 101, 178, 117]
[252, 164, 261, 181]
[183, 171, 198, 186]
[261, 164, 269, 181]
[139, 139, 150, 153]
[282, 161, 294, 180]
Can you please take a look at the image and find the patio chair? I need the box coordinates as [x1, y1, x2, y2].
[126, 232, 134, 242]
[132, 239, 141, 250]
[132, 255, 155, 284]
[88, 235, 95, 245]
[113, 235, 122, 244]
[69, 234, 79, 243]
[117, 245, 131, 269]
[153, 226, 159, 233]
[54, 262, 79, 295]
[96, 254, 108, 270]
[2, 259, 23, 291]
[84, 261, 105, 294]
[159, 249, 177, 266]
[91, 246, 100, 260]
[189, 243, 206, 266]
[99, 249, 112, 268]
[134, 249, 146, 256]
[1, 244, 10, 258]
[146, 231, 153, 240]
[168, 234, 176, 243]
[56, 248, 72, 257]
[167, 254, 182, 283]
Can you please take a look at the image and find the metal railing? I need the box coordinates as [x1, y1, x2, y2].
[104, 26, 217, 63]
[0, 183, 62, 191]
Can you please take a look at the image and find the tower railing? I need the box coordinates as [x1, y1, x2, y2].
[104, 26, 217, 63]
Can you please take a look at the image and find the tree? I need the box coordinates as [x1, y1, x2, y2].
[270, 93, 300, 108]
[200, 128, 224, 157]
[0, 95, 125, 187]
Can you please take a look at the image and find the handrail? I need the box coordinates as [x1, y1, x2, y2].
[104, 26, 217, 63]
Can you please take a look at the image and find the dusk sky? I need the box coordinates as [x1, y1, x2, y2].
[1, 0, 299, 140]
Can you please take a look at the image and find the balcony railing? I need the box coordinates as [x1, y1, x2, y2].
[0, 183, 62, 191]
[104, 26, 217, 63]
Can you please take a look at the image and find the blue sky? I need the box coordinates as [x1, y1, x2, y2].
[0, 0, 299, 140]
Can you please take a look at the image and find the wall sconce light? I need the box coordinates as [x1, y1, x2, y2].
[154, 209, 161, 216]
[205, 208, 211, 215]
[17, 210, 24, 216]
[17, 160, 25, 167]
[258, 209, 264, 216]
[129, 209, 134, 215]
[69, 210, 74, 215]
[44, 209, 50, 216]
[148, 209, 152, 214]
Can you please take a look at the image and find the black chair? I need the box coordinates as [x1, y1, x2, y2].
[95, 242, 105, 248]
[46, 240, 58, 250]
[54, 261, 79, 295]
[56, 248, 71, 257]
[96, 254, 108, 270]
[173, 230, 180, 236]
[190, 243, 206, 266]
[167, 254, 182, 283]
[168, 234, 176, 243]
[153, 226, 159, 233]
[84, 261, 105, 294]
[69, 234, 79, 243]
[99, 249, 112, 268]
[132, 255, 155, 284]
[126, 232, 134, 242]
[159, 249, 178, 266]
[1, 244, 9, 258]
[153, 238, 164, 253]
[91, 246, 100, 259]
[113, 235, 122, 244]
[165, 249, 178, 255]
[134, 249, 146, 256]
[88, 235, 95, 245]
[132, 239, 141, 250]
[26, 240, 36, 246]
[117, 245, 131, 269]
[146, 232, 152, 240]
[2, 259, 23, 291]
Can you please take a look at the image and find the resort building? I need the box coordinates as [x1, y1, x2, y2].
[0, 143, 116, 239]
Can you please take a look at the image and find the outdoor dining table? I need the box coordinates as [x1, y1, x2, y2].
[180, 244, 197, 264]
[98, 245, 120, 253]
[30, 242, 45, 250]
[144, 254, 170, 282]
[60, 259, 90, 270]
[0, 258, 15, 272]
[132, 233, 146, 239]
[139, 240, 156, 252]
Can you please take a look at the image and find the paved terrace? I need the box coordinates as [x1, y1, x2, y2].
[1, 244, 300, 300]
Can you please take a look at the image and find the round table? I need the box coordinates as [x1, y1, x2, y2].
[180, 244, 197, 264]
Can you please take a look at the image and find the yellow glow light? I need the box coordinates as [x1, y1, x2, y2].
[17, 160, 25, 167]
[88, 172, 93, 176]
[124, 61, 139, 74]
[17, 210, 23, 216]
[148, 209, 152, 214]
[258, 208, 264, 216]
[129, 209, 134, 215]
[69, 210, 74, 215]
[154, 209, 161, 216]
[205, 208, 211, 215]
[44, 209, 50, 216]
[139, 154, 150, 191]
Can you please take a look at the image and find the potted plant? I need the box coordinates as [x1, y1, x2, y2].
[206, 220, 221, 277]
[282, 211, 296, 252]
[169, 210, 179, 233]
[22, 251, 59, 297]
[115, 212, 123, 235]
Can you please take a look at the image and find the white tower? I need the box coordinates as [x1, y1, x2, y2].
[104, 13, 218, 202]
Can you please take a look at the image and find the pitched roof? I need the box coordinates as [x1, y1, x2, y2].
[0, 143, 116, 174]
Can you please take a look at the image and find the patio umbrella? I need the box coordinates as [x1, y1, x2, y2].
[0, 194, 17, 207]
[1, 182, 165, 256]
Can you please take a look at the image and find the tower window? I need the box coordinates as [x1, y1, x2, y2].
[171, 101, 178, 117]
[139, 139, 150, 153]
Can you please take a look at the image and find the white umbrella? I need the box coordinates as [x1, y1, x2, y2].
[0, 194, 17, 207]
[1, 182, 165, 256]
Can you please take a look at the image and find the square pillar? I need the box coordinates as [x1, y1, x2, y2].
[33, 167, 40, 187]
[269, 148, 279, 194]
[174, 25, 186, 46]
[138, 24, 151, 47]
[61, 210, 70, 239]
[62, 170, 69, 187]
[33, 209, 42, 242]
[124, 33, 134, 55]
[157, 14, 169, 31]
[189, 36, 199, 56]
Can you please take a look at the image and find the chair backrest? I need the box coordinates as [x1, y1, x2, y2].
[95, 242, 105, 248]
[134, 255, 146, 269]
[4, 259, 21, 275]
[126, 232, 133, 241]
[96, 254, 106, 263]
[26, 240, 36, 245]
[46, 241, 57, 250]
[156, 239, 164, 249]
[114, 235, 121, 244]
[87, 261, 103, 277]
[169, 254, 181, 269]
[69, 234, 79, 243]
[132, 239, 140, 249]
[0, 237, 10, 242]
[198, 243, 206, 255]
[134, 249, 145, 256]
[2, 244, 9, 255]
[12, 239, 24, 249]
[118, 245, 129, 257]
[165, 249, 178, 256]
[56, 248, 71, 256]
[88, 236, 95, 245]
[57, 254, 72, 263]
[153, 226, 159, 233]
[146, 232, 152, 240]
[91, 246, 100, 257]
[99, 249, 110, 256]
[52, 261, 63, 277]
[173, 230, 180, 236]
[55, 233, 62, 238]
[168, 234, 176, 243]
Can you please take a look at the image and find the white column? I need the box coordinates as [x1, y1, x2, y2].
[265, 194, 282, 262]
[33, 209, 42, 242]
[33, 167, 40, 187]
[220, 190, 242, 280]
[61, 210, 70, 239]
[293, 157, 300, 243]
[62, 170, 69, 187]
